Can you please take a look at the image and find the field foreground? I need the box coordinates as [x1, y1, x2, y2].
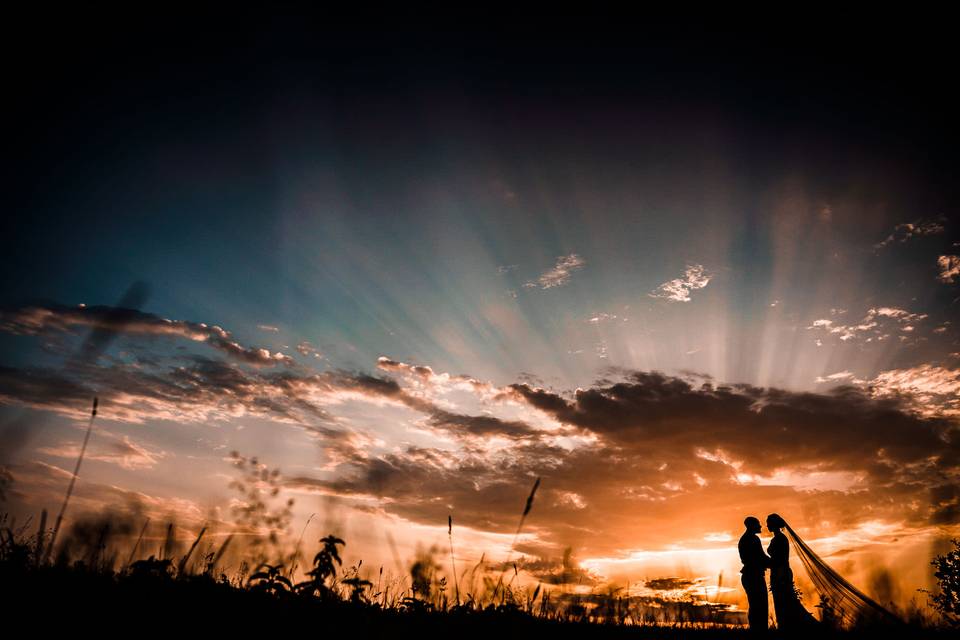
[0, 560, 950, 639]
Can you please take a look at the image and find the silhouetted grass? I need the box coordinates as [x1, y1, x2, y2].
[0, 519, 950, 638]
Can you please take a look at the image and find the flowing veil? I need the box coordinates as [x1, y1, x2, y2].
[783, 522, 901, 627]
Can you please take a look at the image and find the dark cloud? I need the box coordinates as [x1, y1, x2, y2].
[646, 577, 696, 591]
[291, 370, 957, 556]
[0, 304, 293, 366]
[929, 483, 960, 525]
[290, 443, 565, 534]
[507, 372, 957, 479]
[498, 548, 599, 586]
[0, 356, 359, 427]
[424, 409, 538, 439]
[0, 346, 538, 471]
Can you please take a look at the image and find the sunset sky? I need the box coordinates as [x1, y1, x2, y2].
[2, 13, 958, 611]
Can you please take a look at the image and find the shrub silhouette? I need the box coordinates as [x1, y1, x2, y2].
[295, 534, 344, 600]
[248, 562, 293, 597]
[128, 556, 173, 581]
[929, 538, 960, 626]
[343, 574, 373, 603]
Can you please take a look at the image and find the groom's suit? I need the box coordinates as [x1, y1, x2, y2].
[739, 531, 771, 631]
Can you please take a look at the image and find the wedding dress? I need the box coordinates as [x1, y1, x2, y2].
[781, 521, 901, 628]
[767, 530, 819, 629]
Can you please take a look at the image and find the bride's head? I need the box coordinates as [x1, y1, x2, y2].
[766, 513, 787, 532]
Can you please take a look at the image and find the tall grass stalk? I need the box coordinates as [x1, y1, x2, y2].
[493, 477, 540, 600]
[34, 509, 47, 567]
[125, 518, 150, 570]
[177, 525, 207, 576]
[210, 533, 234, 572]
[161, 522, 174, 560]
[448, 515, 460, 605]
[44, 397, 98, 564]
[287, 512, 315, 580]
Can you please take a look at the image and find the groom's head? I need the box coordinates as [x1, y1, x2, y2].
[744, 516, 761, 534]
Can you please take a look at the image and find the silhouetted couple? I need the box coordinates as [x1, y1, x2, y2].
[739, 514, 818, 632]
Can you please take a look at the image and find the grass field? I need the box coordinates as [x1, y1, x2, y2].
[1, 516, 951, 638]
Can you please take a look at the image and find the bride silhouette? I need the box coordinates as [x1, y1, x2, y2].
[763, 513, 901, 629]
[766, 513, 818, 629]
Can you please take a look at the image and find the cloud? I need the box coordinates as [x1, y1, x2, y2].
[511, 549, 599, 586]
[874, 217, 945, 249]
[257, 324, 280, 333]
[296, 341, 323, 359]
[872, 307, 926, 322]
[646, 577, 695, 591]
[525, 254, 586, 289]
[3, 303, 957, 564]
[806, 306, 927, 343]
[869, 364, 960, 417]
[376, 356, 495, 398]
[4, 459, 210, 529]
[938, 255, 960, 283]
[423, 409, 539, 439]
[0, 348, 540, 453]
[588, 313, 620, 324]
[372, 358, 544, 441]
[0, 304, 294, 366]
[815, 371, 866, 385]
[0, 358, 397, 427]
[649, 265, 711, 302]
[377, 356, 438, 380]
[294, 367, 957, 557]
[37, 434, 167, 470]
[504, 373, 954, 474]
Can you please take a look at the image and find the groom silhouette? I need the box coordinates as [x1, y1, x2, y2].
[739, 516, 771, 631]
